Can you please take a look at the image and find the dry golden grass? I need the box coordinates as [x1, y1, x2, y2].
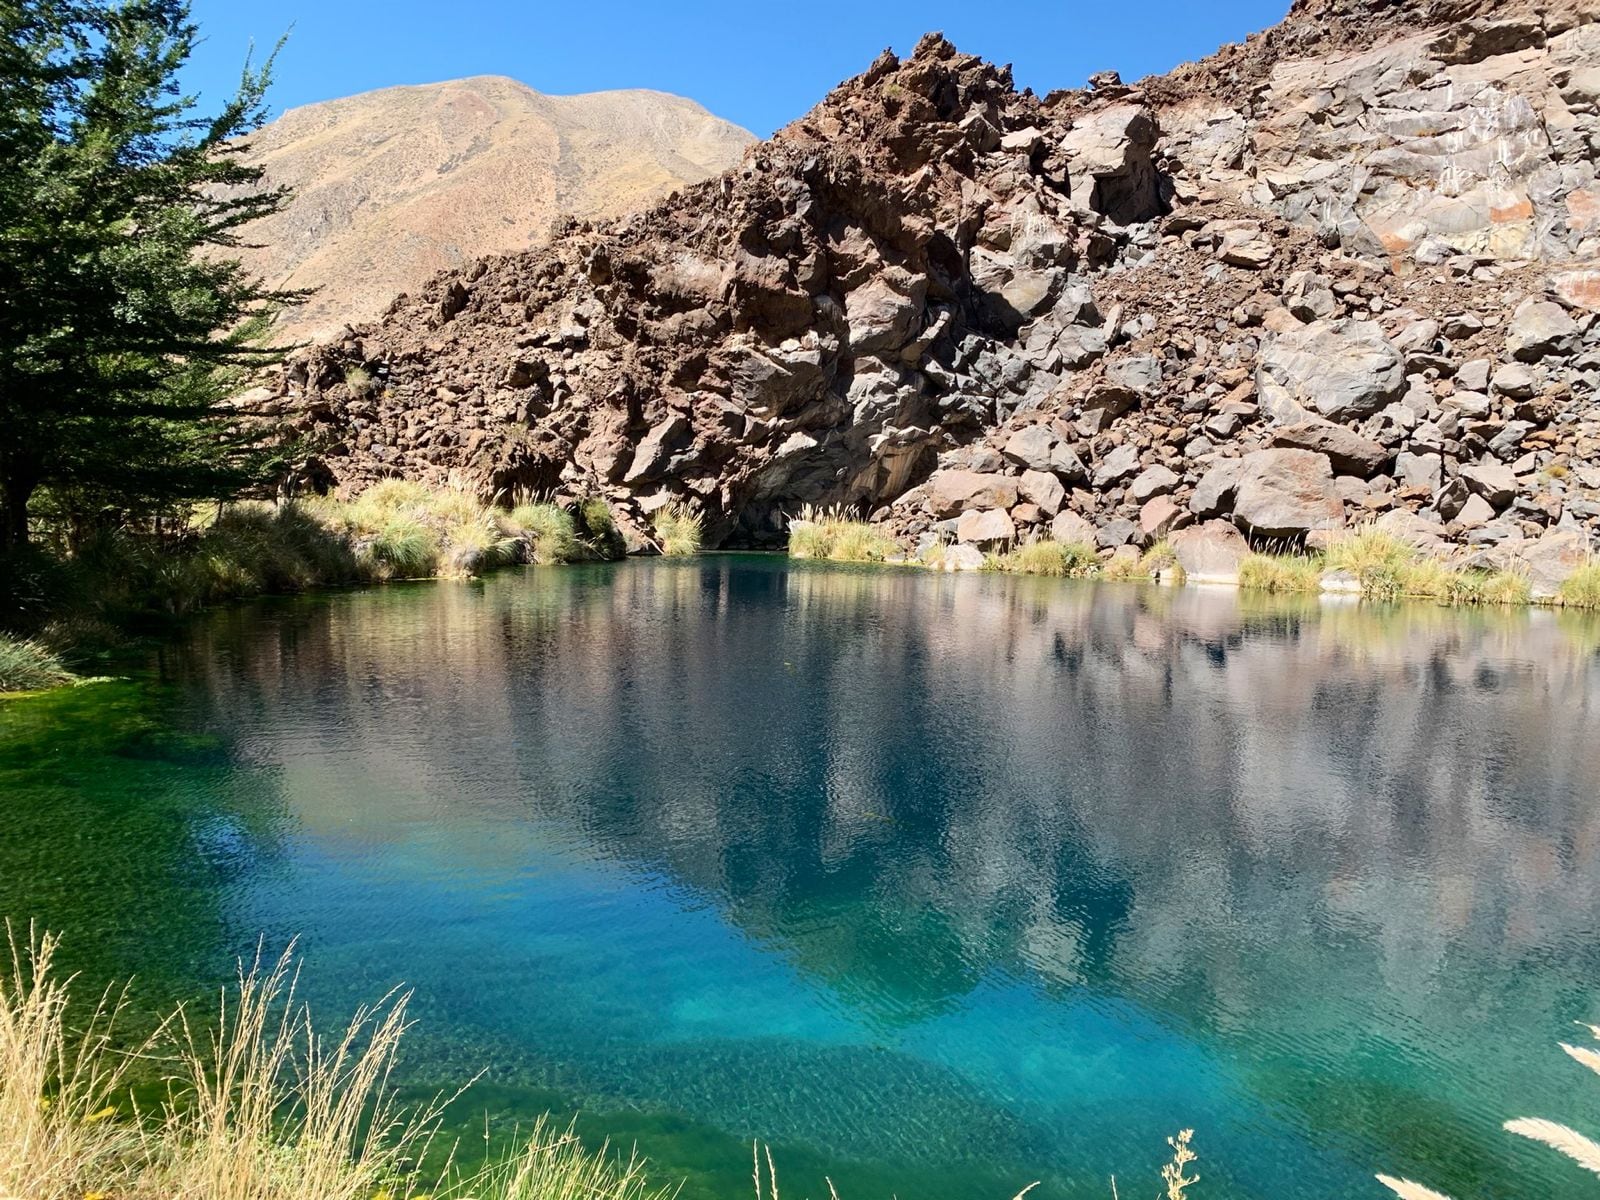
[786, 506, 898, 562]
[0, 925, 151, 1200]
[0, 926, 683, 1200]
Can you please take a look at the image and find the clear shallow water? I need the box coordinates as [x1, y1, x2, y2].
[7, 558, 1600, 1199]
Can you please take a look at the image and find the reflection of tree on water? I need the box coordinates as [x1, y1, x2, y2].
[150, 561, 1600, 1198]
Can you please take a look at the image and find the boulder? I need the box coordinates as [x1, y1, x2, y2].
[1506, 297, 1580, 362]
[1002, 424, 1059, 472]
[1129, 463, 1180, 502]
[1092, 443, 1141, 488]
[1282, 270, 1337, 322]
[1393, 451, 1443, 490]
[1459, 460, 1518, 507]
[956, 507, 1016, 546]
[1515, 527, 1590, 598]
[1139, 495, 1183, 539]
[1231, 448, 1345, 538]
[1019, 468, 1065, 515]
[1169, 520, 1250, 583]
[939, 543, 987, 572]
[1050, 510, 1097, 545]
[1190, 458, 1245, 518]
[926, 470, 1019, 518]
[1256, 319, 1406, 422]
[1270, 421, 1390, 477]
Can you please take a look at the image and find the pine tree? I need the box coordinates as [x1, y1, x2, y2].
[0, 0, 302, 550]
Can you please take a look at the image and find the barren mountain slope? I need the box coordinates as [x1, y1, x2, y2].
[239, 76, 754, 341]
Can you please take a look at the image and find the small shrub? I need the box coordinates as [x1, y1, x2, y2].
[1237, 552, 1324, 593]
[654, 504, 703, 557]
[1103, 550, 1152, 582]
[0, 636, 76, 692]
[1558, 560, 1600, 609]
[342, 365, 374, 395]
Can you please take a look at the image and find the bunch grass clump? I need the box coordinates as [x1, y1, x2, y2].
[1557, 560, 1600, 609]
[787, 506, 898, 562]
[0, 637, 76, 692]
[1237, 551, 1325, 594]
[504, 503, 577, 564]
[987, 539, 1101, 578]
[654, 504, 703, 558]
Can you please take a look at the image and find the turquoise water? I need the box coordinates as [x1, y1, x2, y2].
[6, 557, 1600, 1199]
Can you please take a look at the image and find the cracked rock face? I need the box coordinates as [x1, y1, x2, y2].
[272, 2, 1600, 576]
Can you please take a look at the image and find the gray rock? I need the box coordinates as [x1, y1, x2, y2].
[956, 507, 1016, 546]
[1269, 420, 1390, 477]
[1516, 527, 1591, 597]
[1051, 510, 1097, 545]
[1491, 362, 1537, 398]
[1095, 517, 1137, 549]
[1455, 493, 1497, 527]
[1257, 319, 1406, 422]
[1092, 443, 1141, 488]
[1169, 520, 1250, 583]
[1129, 463, 1180, 502]
[1460, 459, 1518, 507]
[1002, 424, 1058, 472]
[1394, 451, 1443, 490]
[1455, 359, 1491, 392]
[925, 470, 1020, 518]
[1282, 270, 1337, 322]
[1019, 468, 1065, 515]
[1190, 458, 1245, 518]
[624, 413, 692, 484]
[1506, 297, 1581, 362]
[1374, 509, 1448, 550]
[1231, 448, 1345, 538]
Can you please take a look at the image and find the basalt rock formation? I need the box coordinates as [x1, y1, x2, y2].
[270, 0, 1600, 582]
[236, 76, 754, 343]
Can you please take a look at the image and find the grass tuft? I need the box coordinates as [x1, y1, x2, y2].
[787, 506, 898, 562]
[1237, 552, 1325, 594]
[989, 539, 1101, 578]
[654, 504, 703, 557]
[0, 637, 76, 692]
[505, 503, 578, 564]
[1557, 560, 1600, 609]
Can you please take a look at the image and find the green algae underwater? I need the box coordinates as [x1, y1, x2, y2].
[6, 557, 1600, 1200]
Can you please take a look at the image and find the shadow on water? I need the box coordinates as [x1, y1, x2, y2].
[7, 558, 1600, 1199]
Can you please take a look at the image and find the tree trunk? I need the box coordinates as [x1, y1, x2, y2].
[0, 474, 34, 552]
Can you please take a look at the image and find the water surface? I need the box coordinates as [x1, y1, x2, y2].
[6, 558, 1600, 1200]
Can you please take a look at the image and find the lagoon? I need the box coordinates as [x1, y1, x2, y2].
[5, 558, 1600, 1200]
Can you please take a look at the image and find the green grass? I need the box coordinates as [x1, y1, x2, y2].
[1237, 551, 1325, 594]
[0, 636, 76, 692]
[787, 506, 899, 562]
[653, 504, 703, 557]
[986, 539, 1101, 578]
[1557, 560, 1600, 609]
[505, 503, 578, 564]
[1, 483, 634, 690]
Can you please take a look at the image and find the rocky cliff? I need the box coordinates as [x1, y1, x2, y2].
[269, 0, 1600, 577]
[236, 76, 754, 342]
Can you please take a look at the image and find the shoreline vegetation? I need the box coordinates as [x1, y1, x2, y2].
[0, 926, 1197, 1200]
[11, 497, 1600, 696]
[0, 481, 625, 694]
[791, 516, 1600, 611]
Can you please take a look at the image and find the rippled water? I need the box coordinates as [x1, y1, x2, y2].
[7, 557, 1600, 1200]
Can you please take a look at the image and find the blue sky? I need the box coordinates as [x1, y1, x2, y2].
[184, 0, 1290, 138]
